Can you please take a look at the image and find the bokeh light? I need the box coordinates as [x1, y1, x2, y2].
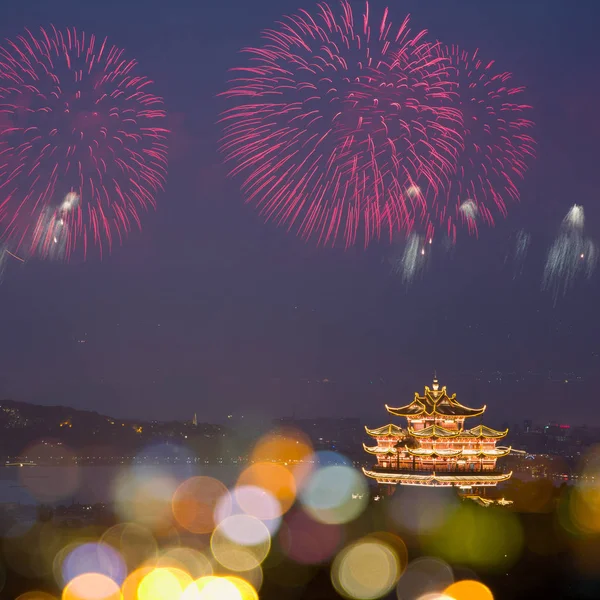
[137, 567, 193, 600]
[113, 466, 179, 530]
[172, 476, 230, 534]
[300, 464, 368, 524]
[101, 523, 158, 572]
[121, 567, 155, 600]
[219, 514, 271, 546]
[62, 572, 121, 600]
[396, 557, 454, 600]
[234, 485, 282, 522]
[251, 427, 313, 465]
[332, 538, 401, 599]
[388, 487, 458, 535]
[444, 580, 494, 600]
[16, 593, 59, 600]
[19, 444, 80, 503]
[61, 542, 127, 586]
[211, 519, 270, 572]
[423, 503, 523, 571]
[237, 463, 296, 516]
[156, 547, 213, 579]
[280, 509, 342, 564]
[182, 575, 258, 600]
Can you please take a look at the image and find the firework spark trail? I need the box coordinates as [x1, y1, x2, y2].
[505, 229, 531, 279]
[0, 26, 169, 260]
[432, 45, 535, 241]
[220, 1, 463, 248]
[390, 232, 429, 283]
[543, 205, 597, 301]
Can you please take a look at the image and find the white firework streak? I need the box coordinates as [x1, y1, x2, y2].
[391, 233, 428, 283]
[543, 205, 597, 301]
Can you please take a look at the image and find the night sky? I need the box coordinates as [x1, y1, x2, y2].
[0, 0, 598, 426]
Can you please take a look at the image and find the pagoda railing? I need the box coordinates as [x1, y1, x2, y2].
[370, 466, 506, 476]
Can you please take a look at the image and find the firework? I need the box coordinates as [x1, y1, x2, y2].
[543, 205, 597, 301]
[505, 229, 530, 279]
[0, 26, 168, 260]
[434, 45, 535, 240]
[391, 232, 429, 283]
[220, 1, 462, 248]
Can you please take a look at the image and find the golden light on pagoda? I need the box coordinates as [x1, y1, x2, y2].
[363, 379, 512, 497]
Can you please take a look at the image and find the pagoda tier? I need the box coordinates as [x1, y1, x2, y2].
[362, 469, 512, 487]
[363, 379, 512, 493]
[386, 379, 485, 432]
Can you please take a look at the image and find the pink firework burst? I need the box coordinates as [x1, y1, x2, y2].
[220, 1, 463, 248]
[0, 26, 168, 260]
[434, 45, 536, 240]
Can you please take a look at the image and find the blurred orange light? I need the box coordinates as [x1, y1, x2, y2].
[121, 567, 154, 600]
[237, 462, 296, 515]
[172, 476, 230, 534]
[251, 428, 313, 464]
[62, 573, 121, 600]
[16, 593, 59, 600]
[444, 580, 494, 600]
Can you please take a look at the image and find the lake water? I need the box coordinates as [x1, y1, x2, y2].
[0, 464, 244, 506]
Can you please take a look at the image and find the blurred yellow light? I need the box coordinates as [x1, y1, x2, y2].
[211, 522, 270, 572]
[172, 476, 230, 534]
[423, 503, 523, 570]
[137, 567, 193, 600]
[157, 547, 213, 579]
[101, 523, 158, 571]
[444, 580, 494, 600]
[113, 467, 178, 531]
[223, 576, 259, 600]
[62, 573, 121, 600]
[332, 539, 400, 599]
[16, 593, 59, 600]
[237, 462, 296, 515]
[121, 567, 154, 600]
[181, 576, 250, 600]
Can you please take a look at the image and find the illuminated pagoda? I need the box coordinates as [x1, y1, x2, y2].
[363, 378, 512, 495]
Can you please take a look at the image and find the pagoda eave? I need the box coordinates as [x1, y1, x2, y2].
[362, 468, 512, 487]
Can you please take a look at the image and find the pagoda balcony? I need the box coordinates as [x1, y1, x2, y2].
[369, 465, 507, 476]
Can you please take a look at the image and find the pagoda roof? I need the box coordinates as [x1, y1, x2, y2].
[363, 443, 398, 455]
[463, 425, 508, 439]
[386, 380, 485, 419]
[408, 425, 461, 438]
[364, 424, 405, 438]
[362, 468, 512, 486]
[407, 424, 508, 439]
[407, 446, 512, 458]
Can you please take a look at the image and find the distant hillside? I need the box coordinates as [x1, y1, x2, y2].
[0, 399, 244, 464]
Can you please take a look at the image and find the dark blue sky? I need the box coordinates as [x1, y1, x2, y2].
[0, 0, 598, 425]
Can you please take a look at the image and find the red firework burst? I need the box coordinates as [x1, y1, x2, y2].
[0, 26, 168, 260]
[432, 45, 536, 240]
[220, 1, 463, 248]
